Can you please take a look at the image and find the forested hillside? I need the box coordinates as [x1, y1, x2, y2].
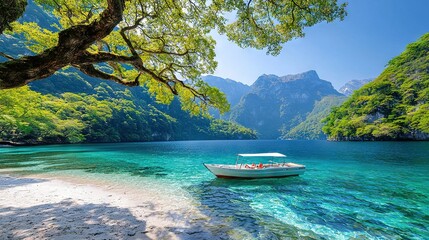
[0, 1, 256, 145]
[283, 96, 346, 140]
[323, 33, 429, 140]
[0, 85, 256, 145]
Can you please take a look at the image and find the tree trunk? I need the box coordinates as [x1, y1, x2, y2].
[0, 0, 125, 89]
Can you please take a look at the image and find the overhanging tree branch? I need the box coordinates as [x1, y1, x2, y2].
[0, 0, 125, 89]
[0, 52, 15, 60]
[0, 0, 346, 114]
[75, 63, 140, 87]
[74, 51, 138, 64]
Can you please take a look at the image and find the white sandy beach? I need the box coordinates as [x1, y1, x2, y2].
[0, 174, 217, 239]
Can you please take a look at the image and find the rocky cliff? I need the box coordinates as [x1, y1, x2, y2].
[230, 70, 342, 139]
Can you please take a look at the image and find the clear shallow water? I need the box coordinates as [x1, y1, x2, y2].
[1, 140, 428, 239]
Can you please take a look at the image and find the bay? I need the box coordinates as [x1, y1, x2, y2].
[1, 140, 428, 239]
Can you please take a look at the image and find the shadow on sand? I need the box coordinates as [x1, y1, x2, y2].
[0, 199, 150, 239]
[0, 176, 47, 190]
[0, 175, 221, 240]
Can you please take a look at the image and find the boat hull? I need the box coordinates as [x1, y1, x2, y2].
[203, 164, 305, 179]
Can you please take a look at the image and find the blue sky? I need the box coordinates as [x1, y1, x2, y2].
[212, 0, 429, 89]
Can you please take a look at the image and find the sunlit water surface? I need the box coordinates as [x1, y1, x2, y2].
[1, 140, 428, 239]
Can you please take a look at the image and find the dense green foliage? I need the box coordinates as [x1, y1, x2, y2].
[0, 0, 346, 144]
[1, 0, 346, 115]
[0, 84, 256, 145]
[283, 96, 346, 140]
[323, 33, 429, 140]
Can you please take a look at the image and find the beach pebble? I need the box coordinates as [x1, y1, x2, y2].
[91, 231, 103, 236]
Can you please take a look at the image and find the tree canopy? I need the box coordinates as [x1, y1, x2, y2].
[0, 0, 346, 114]
[0, 84, 257, 145]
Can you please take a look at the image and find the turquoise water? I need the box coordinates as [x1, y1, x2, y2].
[1, 140, 428, 239]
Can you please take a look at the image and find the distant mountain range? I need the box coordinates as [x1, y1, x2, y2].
[202, 75, 251, 118]
[202, 75, 251, 107]
[206, 71, 342, 139]
[202, 72, 375, 140]
[231, 70, 343, 139]
[339, 78, 373, 96]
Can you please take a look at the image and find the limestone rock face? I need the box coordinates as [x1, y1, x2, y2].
[230, 70, 342, 139]
[202, 75, 251, 107]
[202, 75, 251, 118]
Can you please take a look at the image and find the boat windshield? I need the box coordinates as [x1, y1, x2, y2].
[235, 152, 287, 166]
[237, 153, 286, 157]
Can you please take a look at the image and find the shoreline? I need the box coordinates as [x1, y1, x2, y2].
[0, 173, 216, 239]
[0, 139, 258, 148]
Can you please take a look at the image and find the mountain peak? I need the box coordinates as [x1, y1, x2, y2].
[202, 75, 251, 108]
[338, 78, 373, 96]
[232, 70, 342, 139]
[280, 70, 319, 82]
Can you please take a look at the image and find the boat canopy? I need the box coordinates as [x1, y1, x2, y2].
[237, 153, 286, 158]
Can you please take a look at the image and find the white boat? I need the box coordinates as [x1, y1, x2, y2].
[203, 152, 305, 179]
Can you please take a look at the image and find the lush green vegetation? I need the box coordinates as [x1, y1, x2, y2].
[0, 0, 345, 144]
[0, 84, 256, 145]
[323, 33, 429, 140]
[283, 96, 346, 140]
[1, 0, 346, 120]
